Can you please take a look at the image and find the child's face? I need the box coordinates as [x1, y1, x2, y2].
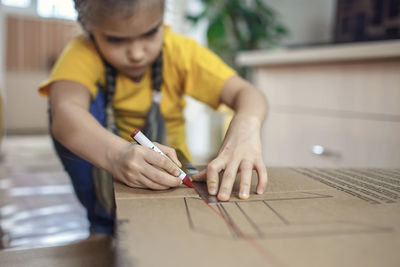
[90, 3, 164, 81]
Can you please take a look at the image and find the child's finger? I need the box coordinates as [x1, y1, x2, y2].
[238, 160, 253, 199]
[144, 165, 182, 187]
[143, 154, 182, 186]
[191, 168, 206, 181]
[144, 147, 177, 173]
[139, 175, 171, 190]
[217, 161, 240, 201]
[154, 142, 182, 167]
[206, 159, 225, 196]
[255, 160, 268, 194]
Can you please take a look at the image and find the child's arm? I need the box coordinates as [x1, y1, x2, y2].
[192, 75, 268, 201]
[49, 80, 183, 189]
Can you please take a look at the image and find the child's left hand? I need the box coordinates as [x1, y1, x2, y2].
[192, 114, 268, 201]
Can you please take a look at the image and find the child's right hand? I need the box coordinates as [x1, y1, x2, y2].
[109, 142, 183, 190]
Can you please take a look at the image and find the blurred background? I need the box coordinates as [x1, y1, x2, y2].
[0, 0, 340, 163]
[0, 0, 399, 252]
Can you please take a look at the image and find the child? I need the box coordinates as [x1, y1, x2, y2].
[39, 0, 268, 236]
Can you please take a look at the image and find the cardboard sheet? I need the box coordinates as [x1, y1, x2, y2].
[114, 167, 400, 267]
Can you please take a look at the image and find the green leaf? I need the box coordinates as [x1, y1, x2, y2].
[275, 24, 289, 35]
[207, 16, 226, 43]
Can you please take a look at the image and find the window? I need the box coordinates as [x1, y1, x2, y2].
[37, 0, 77, 20]
[1, 0, 31, 8]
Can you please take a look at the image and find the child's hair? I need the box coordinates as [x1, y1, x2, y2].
[74, 0, 165, 29]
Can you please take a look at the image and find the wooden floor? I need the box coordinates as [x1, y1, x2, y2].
[0, 135, 89, 249]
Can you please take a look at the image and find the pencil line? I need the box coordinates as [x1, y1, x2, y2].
[204, 201, 286, 267]
[235, 202, 264, 238]
[217, 204, 239, 238]
[183, 197, 194, 230]
[263, 201, 290, 225]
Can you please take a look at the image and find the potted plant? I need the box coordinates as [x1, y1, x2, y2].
[187, 0, 288, 78]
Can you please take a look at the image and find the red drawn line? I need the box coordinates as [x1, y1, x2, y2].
[191, 186, 286, 267]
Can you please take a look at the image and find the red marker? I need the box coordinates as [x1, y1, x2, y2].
[130, 129, 194, 188]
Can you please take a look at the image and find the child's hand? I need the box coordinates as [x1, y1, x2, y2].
[192, 114, 268, 201]
[109, 142, 183, 190]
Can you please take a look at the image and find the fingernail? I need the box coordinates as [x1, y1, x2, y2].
[209, 187, 217, 195]
[257, 189, 264, 194]
[218, 192, 227, 200]
[240, 190, 249, 198]
[174, 169, 180, 176]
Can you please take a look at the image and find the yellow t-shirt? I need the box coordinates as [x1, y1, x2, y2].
[39, 26, 236, 160]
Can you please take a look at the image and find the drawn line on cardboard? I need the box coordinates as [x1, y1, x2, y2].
[217, 204, 240, 238]
[196, 197, 286, 267]
[262, 201, 290, 225]
[235, 202, 264, 238]
[184, 191, 327, 240]
[184, 191, 393, 240]
[183, 197, 194, 230]
[244, 194, 333, 202]
[301, 191, 334, 198]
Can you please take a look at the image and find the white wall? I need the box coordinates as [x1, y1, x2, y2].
[266, 0, 336, 45]
[1, 0, 338, 162]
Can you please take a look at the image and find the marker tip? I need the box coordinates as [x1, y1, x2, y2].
[182, 176, 194, 188]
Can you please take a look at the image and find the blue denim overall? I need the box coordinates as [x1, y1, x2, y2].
[48, 52, 164, 235]
[49, 87, 115, 235]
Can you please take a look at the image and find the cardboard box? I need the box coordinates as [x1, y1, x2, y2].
[114, 167, 400, 267]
